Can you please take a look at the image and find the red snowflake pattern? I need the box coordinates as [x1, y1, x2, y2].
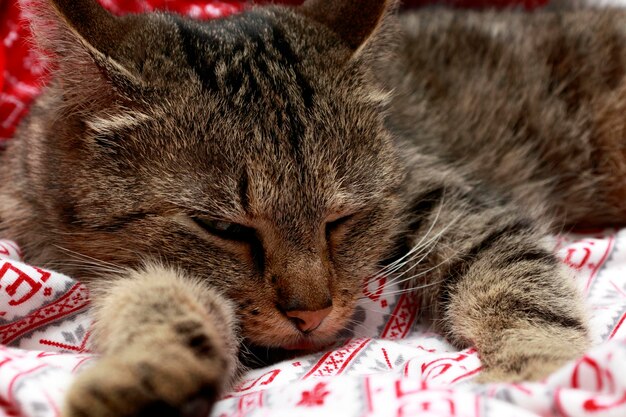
[297, 382, 330, 407]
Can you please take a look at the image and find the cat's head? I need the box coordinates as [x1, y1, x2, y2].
[21, 0, 405, 351]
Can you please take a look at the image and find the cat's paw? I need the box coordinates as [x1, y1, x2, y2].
[473, 325, 589, 384]
[63, 343, 226, 417]
[476, 341, 588, 383]
[476, 356, 567, 383]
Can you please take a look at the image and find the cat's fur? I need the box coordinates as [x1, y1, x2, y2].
[2, 0, 624, 415]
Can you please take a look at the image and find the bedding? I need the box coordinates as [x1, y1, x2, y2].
[2, 231, 626, 417]
[2, 1, 626, 417]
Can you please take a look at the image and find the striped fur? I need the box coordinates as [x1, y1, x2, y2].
[4, 0, 626, 415]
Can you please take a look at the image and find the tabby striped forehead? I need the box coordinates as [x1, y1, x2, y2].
[172, 10, 314, 109]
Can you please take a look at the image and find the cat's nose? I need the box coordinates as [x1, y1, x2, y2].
[285, 307, 333, 333]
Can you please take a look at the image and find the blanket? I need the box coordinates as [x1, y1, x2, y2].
[2, 1, 626, 417]
[2, 231, 626, 417]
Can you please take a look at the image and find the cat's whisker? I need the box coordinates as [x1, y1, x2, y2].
[382, 251, 461, 290]
[343, 318, 371, 333]
[370, 238, 432, 278]
[356, 306, 416, 319]
[342, 320, 377, 339]
[368, 207, 465, 285]
[44, 259, 124, 276]
[43, 260, 125, 276]
[366, 191, 448, 281]
[365, 229, 441, 285]
[370, 280, 445, 299]
[50, 245, 128, 278]
[52, 244, 125, 270]
[238, 343, 265, 366]
[359, 269, 449, 301]
[378, 213, 464, 288]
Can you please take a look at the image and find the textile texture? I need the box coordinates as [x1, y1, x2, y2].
[2, 1, 626, 417]
[2, 231, 626, 416]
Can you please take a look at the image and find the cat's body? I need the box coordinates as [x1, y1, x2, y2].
[391, 9, 626, 227]
[1, 0, 623, 416]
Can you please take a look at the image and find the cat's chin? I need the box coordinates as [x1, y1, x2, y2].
[240, 337, 342, 368]
[281, 339, 333, 351]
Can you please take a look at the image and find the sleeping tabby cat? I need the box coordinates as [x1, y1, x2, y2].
[2, 0, 625, 415]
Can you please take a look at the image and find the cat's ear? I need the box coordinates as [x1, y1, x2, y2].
[21, 0, 145, 91]
[299, 0, 397, 52]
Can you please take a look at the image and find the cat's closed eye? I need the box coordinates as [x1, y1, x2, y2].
[325, 213, 355, 239]
[191, 217, 256, 242]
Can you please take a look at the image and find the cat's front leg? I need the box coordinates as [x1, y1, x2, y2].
[409, 185, 590, 382]
[439, 209, 589, 382]
[63, 264, 239, 417]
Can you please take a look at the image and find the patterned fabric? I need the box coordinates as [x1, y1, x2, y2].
[2, 230, 626, 416]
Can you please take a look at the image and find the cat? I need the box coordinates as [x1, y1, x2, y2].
[2, 0, 625, 416]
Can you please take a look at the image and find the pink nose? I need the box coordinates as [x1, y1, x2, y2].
[285, 307, 333, 333]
